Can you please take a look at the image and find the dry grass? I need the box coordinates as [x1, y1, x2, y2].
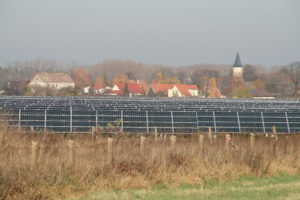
[0, 128, 299, 200]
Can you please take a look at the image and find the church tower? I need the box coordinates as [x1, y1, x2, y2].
[232, 52, 243, 80]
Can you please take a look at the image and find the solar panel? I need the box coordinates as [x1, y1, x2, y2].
[0, 96, 299, 133]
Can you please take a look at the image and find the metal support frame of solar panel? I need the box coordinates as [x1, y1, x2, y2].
[0, 96, 300, 133]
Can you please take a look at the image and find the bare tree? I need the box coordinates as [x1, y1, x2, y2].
[282, 62, 300, 96]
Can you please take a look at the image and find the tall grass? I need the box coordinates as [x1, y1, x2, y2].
[0, 130, 299, 200]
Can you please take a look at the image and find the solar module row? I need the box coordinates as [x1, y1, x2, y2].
[0, 96, 299, 133]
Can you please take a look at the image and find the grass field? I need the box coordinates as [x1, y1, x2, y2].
[73, 175, 300, 200]
[0, 128, 299, 200]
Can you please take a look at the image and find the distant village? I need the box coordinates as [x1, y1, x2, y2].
[1, 53, 298, 98]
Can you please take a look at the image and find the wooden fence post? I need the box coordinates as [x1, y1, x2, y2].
[208, 127, 213, 144]
[140, 136, 146, 156]
[250, 133, 255, 151]
[199, 134, 204, 155]
[170, 135, 176, 155]
[30, 126, 34, 132]
[160, 134, 163, 140]
[91, 126, 96, 143]
[272, 126, 277, 134]
[163, 134, 167, 141]
[213, 134, 217, 143]
[225, 134, 231, 150]
[67, 140, 75, 168]
[107, 137, 113, 166]
[31, 141, 38, 170]
[154, 127, 158, 141]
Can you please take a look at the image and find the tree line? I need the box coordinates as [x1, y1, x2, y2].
[0, 59, 299, 98]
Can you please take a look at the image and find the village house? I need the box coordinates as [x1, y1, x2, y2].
[149, 84, 200, 97]
[168, 84, 199, 97]
[28, 72, 75, 89]
[106, 82, 144, 96]
[94, 86, 112, 95]
[83, 86, 90, 94]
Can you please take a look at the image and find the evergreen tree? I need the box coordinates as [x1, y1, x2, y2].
[123, 83, 129, 97]
[148, 87, 156, 97]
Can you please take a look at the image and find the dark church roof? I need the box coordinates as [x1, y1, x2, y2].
[233, 52, 242, 67]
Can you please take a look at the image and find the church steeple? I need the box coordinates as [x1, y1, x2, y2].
[233, 52, 242, 67]
[232, 52, 243, 79]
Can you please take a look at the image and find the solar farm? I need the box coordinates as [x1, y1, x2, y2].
[0, 96, 300, 133]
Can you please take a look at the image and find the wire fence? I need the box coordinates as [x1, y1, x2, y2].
[1, 109, 299, 133]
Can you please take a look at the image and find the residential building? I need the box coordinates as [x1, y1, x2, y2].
[149, 83, 199, 97]
[94, 86, 112, 95]
[148, 84, 174, 96]
[29, 72, 75, 89]
[168, 84, 199, 97]
[83, 86, 90, 94]
[106, 82, 144, 96]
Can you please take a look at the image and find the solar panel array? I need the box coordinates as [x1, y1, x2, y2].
[0, 96, 299, 133]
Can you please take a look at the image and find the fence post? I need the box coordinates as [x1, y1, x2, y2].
[107, 137, 113, 166]
[199, 134, 204, 155]
[250, 133, 255, 151]
[95, 110, 98, 129]
[213, 111, 217, 133]
[213, 133, 217, 143]
[171, 111, 175, 134]
[285, 112, 290, 134]
[44, 109, 47, 132]
[67, 140, 75, 168]
[163, 134, 167, 141]
[91, 126, 96, 143]
[140, 136, 146, 156]
[31, 141, 38, 170]
[272, 126, 277, 134]
[237, 112, 241, 133]
[208, 127, 213, 144]
[121, 110, 124, 132]
[146, 111, 149, 134]
[261, 112, 266, 134]
[170, 135, 176, 155]
[30, 126, 34, 132]
[225, 134, 231, 150]
[265, 133, 269, 137]
[18, 109, 21, 131]
[70, 107, 73, 133]
[154, 127, 158, 141]
[195, 112, 199, 131]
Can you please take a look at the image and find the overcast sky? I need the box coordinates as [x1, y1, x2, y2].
[0, 0, 299, 67]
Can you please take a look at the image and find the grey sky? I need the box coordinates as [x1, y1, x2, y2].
[0, 0, 299, 66]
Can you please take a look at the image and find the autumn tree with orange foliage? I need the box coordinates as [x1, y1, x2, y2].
[152, 72, 164, 84]
[113, 73, 128, 84]
[225, 77, 252, 98]
[206, 77, 221, 98]
[164, 77, 181, 84]
[94, 76, 106, 89]
[252, 79, 266, 91]
[152, 72, 181, 84]
[71, 69, 92, 89]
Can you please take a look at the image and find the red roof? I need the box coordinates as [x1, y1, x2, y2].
[150, 84, 174, 93]
[174, 84, 198, 96]
[114, 83, 144, 94]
